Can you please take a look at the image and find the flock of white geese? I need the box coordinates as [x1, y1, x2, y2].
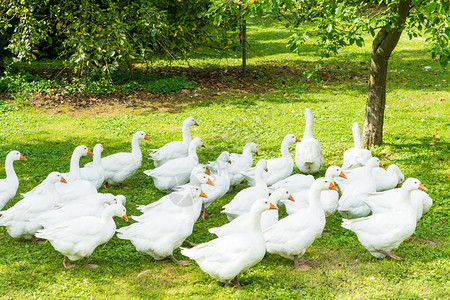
[0, 109, 432, 287]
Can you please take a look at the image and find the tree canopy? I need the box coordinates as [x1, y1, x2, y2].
[0, 0, 238, 74]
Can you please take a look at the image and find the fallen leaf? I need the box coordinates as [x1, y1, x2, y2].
[433, 133, 440, 138]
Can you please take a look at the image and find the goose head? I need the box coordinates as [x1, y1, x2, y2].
[269, 188, 295, 205]
[189, 173, 214, 186]
[244, 142, 258, 155]
[184, 117, 199, 127]
[325, 166, 347, 180]
[134, 131, 150, 141]
[191, 164, 209, 176]
[387, 164, 404, 187]
[190, 137, 205, 149]
[93, 143, 105, 154]
[115, 195, 127, 205]
[250, 198, 278, 214]
[401, 178, 427, 192]
[217, 151, 231, 164]
[312, 177, 338, 192]
[283, 134, 301, 144]
[111, 203, 128, 221]
[7, 150, 27, 162]
[255, 159, 268, 172]
[46, 172, 67, 184]
[98, 193, 116, 205]
[365, 157, 382, 169]
[74, 145, 93, 157]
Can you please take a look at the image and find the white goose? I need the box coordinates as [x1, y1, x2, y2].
[80, 143, 105, 189]
[181, 199, 277, 287]
[144, 137, 205, 192]
[0, 172, 66, 241]
[342, 178, 427, 260]
[209, 188, 294, 237]
[221, 159, 268, 221]
[228, 142, 258, 186]
[94, 131, 150, 188]
[338, 157, 382, 219]
[336, 163, 404, 193]
[149, 117, 199, 167]
[36, 203, 127, 268]
[268, 173, 315, 194]
[0, 150, 27, 210]
[295, 108, 324, 174]
[22, 146, 97, 202]
[283, 166, 347, 216]
[359, 178, 431, 222]
[200, 151, 231, 219]
[263, 178, 338, 269]
[38, 193, 124, 229]
[135, 174, 211, 216]
[242, 134, 300, 187]
[117, 187, 207, 265]
[342, 122, 372, 170]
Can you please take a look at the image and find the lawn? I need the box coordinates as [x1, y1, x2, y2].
[0, 17, 449, 299]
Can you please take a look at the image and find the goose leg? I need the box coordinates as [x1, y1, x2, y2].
[63, 256, 75, 269]
[31, 235, 42, 244]
[224, 280, 230, 287]
[183, 240, 199, 247]
[293, 256, 313, 271]
[376, 249, 402, 260]
[120, 183, 129, 189]
[170, 255, 189, 266]
[83, 257, 98, 268]
[200, 208, 207, 220]
[233, 276, 241, 288]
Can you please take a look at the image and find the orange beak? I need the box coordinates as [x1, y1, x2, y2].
[205, 169, 211, 175]
[206, 178, 214, 186]
[396, 183, 402, 188]
[144, 135, 150, 141]
[255, 151, 259, 156]
[419, 183, 428, 191]
[201, 143, 206, 148]
[60, 176, 67, 183]
[20, 154, 27, 161]
[339, 171, 347, 179]
[194, 121, 199, 126]
[102, 147, 106, 151]
[329, 182, 338, 191]
[379, 163, 384, 168]
[288, 194, 295, 202]
[295, 137, 301, 142]
[122, 214, 128, 221]
[87, 149, 93, 155]
[200, 191, 208, 198]
[269, 203, 278, 210]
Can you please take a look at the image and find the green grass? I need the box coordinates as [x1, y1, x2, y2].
[0, 18, 449, 299]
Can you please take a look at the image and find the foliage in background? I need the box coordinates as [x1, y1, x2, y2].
[0, 0, 239, 78]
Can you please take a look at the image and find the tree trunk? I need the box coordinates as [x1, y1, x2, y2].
[362, 0, 411, 148]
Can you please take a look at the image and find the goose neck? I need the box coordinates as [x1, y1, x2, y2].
[182, 123, 193, 143]
[69, 153, 82, 180]
[308, 187, 323, 210]
[131, 136, 142, 157]
[280, 141, 293, 160]
[254, 166, 267, 187]
[303, 119, 313, 139]
[93, 150, 103, 168]
[4, 157, 18, 181]
[188, 145, 199, 160]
